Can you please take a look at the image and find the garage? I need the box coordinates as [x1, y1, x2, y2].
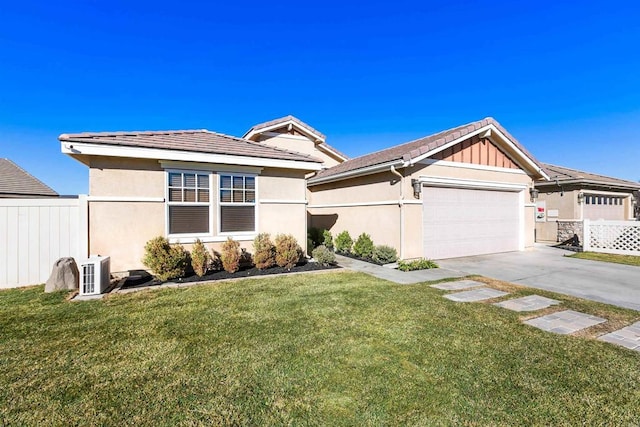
[423, 186, 521, 259]
[584, 194, 626, 221]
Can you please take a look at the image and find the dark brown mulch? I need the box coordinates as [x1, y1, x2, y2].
[121, 261, 340, 289]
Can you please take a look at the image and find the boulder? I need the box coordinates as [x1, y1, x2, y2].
[45, 257, 80, 292]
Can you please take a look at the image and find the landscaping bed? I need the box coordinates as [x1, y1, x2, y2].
[122, 260, 340, 289]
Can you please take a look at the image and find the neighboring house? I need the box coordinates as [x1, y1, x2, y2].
[0, 158, 58, 198]
[243, 115, 348, 168]
[534, 163, 640, 243]
[60, 129, 323, 272]
[307, 118, 549, 260]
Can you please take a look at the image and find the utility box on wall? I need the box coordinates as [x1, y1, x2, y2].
[79, 256, 111, 296]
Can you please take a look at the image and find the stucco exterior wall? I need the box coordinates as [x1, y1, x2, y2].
[534, 190, 579, 242]
[257, 134, 342, 168]
[87, 157, 309, 272]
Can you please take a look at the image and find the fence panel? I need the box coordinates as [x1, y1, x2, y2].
[583, 219, 640, 255]
[0, 197, 87, 288]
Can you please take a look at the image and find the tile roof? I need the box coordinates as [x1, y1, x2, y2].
[540, 163, 640, 189]
[59, 129, 323, 164]
[0, 158, 58, 197]
[246, 115, 327, 140]
[311, 117, 544, 181]
[244, 115, 349, 161]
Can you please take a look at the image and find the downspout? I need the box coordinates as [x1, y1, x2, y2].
[390, 165, 404, 259]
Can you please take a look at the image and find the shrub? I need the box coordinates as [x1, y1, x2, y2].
[353, 233, 374, 259]
[307, 227, 324, 249]
[221, 237, 242, 273]
[372, 245, 398, 264]
[312, 245, 336, 266]
[210, 250, 223, 271]
[397, 258, 439, 272]
[190, 239, 211, 277]
[322, 229, 334, 250]
[253, 233, 275, 270]
[335, 231, 353, 254]
[142, 236, 189, 281]
[275, 234, 303, 270]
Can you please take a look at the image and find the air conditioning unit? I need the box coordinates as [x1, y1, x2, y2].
[79, 255, 111, 296]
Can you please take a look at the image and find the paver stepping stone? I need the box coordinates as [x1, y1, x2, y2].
[494, 295, 561, 312]
[444, 287, 509, 302]
[524, 310, 606, 334]
[598, 322, 640, 351]
[431, 280, 485, 291]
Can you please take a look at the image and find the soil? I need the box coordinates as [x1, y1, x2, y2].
[121, 261, 340, 289]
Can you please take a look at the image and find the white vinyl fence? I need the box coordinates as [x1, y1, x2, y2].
[583, 219, 640, 255]
[0, 196, 88, 288]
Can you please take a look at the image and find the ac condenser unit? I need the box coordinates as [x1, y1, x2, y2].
[79, 256, 111, 296]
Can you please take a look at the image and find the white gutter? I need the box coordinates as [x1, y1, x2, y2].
[308, 159, 406, 186]
[390, 165, 404, 260]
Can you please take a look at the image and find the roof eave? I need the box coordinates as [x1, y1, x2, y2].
[535, 178, 640, 191]
[308, 159, 406, 186]
[60, 141, 323, 171]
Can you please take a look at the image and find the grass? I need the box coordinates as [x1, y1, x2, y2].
[1, 272, 640, 425]
[568, 251, 640, 267]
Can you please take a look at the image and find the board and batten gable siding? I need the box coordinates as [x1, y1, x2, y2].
[0, 197, 88, 288]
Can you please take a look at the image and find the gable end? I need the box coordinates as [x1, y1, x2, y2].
[429, 134, 520, 170]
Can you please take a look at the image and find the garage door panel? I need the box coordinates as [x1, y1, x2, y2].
[423, 187, 519, 259]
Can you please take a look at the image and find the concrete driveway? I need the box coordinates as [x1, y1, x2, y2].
[438, 244, 640, 311]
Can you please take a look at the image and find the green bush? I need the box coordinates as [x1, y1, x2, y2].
[397, 258, 439, 272]
[307, 227, 323, 249]
[353, 233, 374, 259]
[335, 231, 353, 254]
[253, 233, 275, 270]
[312, 245, 336, 266]
[142, 236, 189, 281]
[275, 234, 303, 270]
[190, 239, 211, 277]
[322, 229, 334, 250]
[210, 250, 222, 271]
[372, 245, 398, 264]
[221, 237, 242, 273]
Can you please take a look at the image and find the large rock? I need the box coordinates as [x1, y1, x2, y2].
[45, 257, 80, 293]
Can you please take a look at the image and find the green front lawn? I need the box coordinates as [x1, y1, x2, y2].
[2, 272, 640, 425]
[568, 251, 640, 267]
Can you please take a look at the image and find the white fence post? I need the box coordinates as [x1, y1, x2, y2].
[583, 219, 590, 252]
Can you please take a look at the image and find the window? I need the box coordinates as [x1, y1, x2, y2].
[167, 171, 210, 234]
[219, 174, 256, 233]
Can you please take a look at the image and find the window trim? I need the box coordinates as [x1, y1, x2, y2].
[165, 169, 213, 238]
[217, 172, 258, 235]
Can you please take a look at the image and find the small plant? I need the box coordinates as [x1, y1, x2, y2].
[221, 237, 242, 273]
[322, 229, 334, 250]
[372, 245, 398, 264]
[335, 231, 353, 254]
[210, 250, 223, 271]
[190, 239, 211, 277]
[353, 233, 374, 259]
[312, 245, 336, 266]
[307, 227, 324, 249]
[275, 234, 303, 270]
[253, 233, 275, 270]
[142, 236, 189, 281]
[397, 258, 439, 272]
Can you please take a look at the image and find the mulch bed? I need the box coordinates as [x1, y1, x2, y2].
[121, 261, 340, 289]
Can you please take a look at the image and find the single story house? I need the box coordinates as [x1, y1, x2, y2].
[307, 118, 549, 260]
[60, 129, 323, 272]
[0, 158, 58, 198]
[534, 163, 640, 243]
[60, 116, 552, 272]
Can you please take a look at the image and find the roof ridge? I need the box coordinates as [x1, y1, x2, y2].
[60, 129, 209, 139]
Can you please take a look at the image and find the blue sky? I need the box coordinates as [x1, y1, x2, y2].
[1, 0, 639, 195]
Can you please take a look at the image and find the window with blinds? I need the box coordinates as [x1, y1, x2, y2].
[167, 171, 210, 234]
[219, 174, 256, 233]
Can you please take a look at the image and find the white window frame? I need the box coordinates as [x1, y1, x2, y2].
[217, 173, 258, 236]
[165, 169, 213, 238]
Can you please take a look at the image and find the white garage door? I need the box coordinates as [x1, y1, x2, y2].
[423, 187, 520, 259]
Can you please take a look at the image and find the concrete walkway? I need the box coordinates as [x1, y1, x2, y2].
[335, 254, 464, 284]
[437, 244, 640, 311]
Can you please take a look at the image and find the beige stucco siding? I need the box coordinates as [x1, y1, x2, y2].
[87, 157, 309, 272]
[257, 134, 342, 168]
